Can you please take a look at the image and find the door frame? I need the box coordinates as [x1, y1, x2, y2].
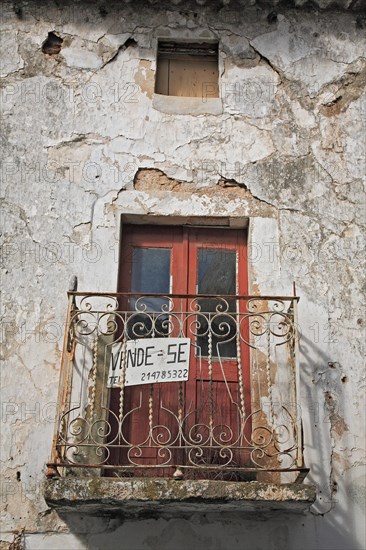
[109, 220, 251, 474]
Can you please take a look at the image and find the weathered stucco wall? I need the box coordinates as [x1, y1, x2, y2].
[1, 1, 365, 549]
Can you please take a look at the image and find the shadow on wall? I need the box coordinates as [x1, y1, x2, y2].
[33, 332, 363, 550]
[299, 333, 363, 550]
[25, 509, 363, 550]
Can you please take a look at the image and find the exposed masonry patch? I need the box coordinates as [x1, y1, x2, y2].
[104, 168, 280, 221]
[133, 168, 277, 212]
[124, 38, 138, 48]
[134, 168, 187, 192]
[42, 32, 63, 56]
[134, 168, 256, 195]
[134, 60, 155, 98]
[320, 62, 366, 116]
[246, 43, 365, 115]
[0, 530, 25, 550]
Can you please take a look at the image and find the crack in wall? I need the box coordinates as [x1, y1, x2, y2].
[1, 3, 365, 545]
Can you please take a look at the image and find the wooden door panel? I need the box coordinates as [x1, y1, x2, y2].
[186, 227, 251, 470]
[191, 380, 242, 467]
[109, 225, 249, 475]
[195, 362, 239, 382]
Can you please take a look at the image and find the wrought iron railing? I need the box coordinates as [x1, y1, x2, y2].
[47, 292, 307, 481]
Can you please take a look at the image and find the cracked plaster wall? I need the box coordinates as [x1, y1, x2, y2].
[0, 1, 365, 549]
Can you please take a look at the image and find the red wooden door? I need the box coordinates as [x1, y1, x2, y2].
[184, 228, 250, 472]
[109, 225, 185, 471]
[109, 225, 249, 475]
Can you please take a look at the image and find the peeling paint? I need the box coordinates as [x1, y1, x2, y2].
[1, 1, 365, 549]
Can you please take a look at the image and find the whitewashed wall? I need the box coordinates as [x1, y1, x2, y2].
[1, 1, 365, 549]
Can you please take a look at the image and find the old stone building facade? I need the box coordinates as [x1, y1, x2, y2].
[1, 0, 365, 549]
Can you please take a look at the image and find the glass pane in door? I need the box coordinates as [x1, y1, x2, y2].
[196, 248, 237, 358]
[129, 247, 171, 337]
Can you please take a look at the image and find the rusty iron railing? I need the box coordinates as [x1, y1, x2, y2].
[46, 292, 308, 481]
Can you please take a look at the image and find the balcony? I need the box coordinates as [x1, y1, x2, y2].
[44, 292, 315, 516]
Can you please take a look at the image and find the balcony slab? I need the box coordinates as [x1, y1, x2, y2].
[43, 477, 316, 518]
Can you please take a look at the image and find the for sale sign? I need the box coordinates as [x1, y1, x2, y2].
[107, 338, 191, 388]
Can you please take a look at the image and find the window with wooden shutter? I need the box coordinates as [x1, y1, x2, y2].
[155, 42, 219, 99]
